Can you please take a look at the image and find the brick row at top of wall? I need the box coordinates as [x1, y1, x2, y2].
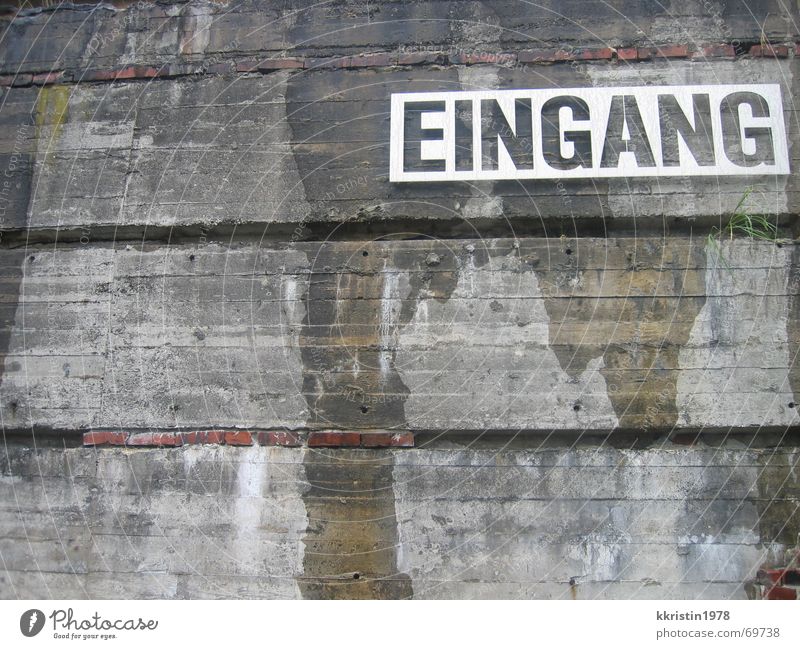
[1, 42, 798, 87]
[1, 0, 798, 77]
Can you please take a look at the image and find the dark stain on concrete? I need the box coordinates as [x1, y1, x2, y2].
[0, 251, 27, 405]
[298, 241, 411, 429]
[539, 238, 707, 430]
[0, 88, 43, 406]
[754, 446, 800, 549]
[296, 240, 462, 430]
[299, 449, 413, 599]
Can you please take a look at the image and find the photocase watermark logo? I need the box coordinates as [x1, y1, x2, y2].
[19, 609, 45, 637]
[16, 607, 159, 640]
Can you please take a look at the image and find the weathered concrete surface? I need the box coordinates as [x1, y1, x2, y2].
[0, 59, 797, 233]
[2, 1, 796, 74]
[1, 0, 798, 603]
[0, 444, 308, 598]
[0, 238, 796, 433]
[0, 442, 796, 599]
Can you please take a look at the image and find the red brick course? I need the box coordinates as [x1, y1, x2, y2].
[574, 47, 614, 60]
[224, 431, 254, 446]
[82, 66, 160, 82]
[750, 44, 789, 58]
[361, 431, 415, 447]
[83, 431, 128, 446]
[397, 51, 445, 65]
[308, 431, 362, 447]
[32, 71, 65, 85]
[182, 430, 226, 445]
[126, 432, 183, 447]
[256, 431, 302, 447]
[615, 47, 638, 61]
[8, 41, 799, 90]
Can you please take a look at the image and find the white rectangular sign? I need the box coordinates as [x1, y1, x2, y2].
[389, 84, 789, 182]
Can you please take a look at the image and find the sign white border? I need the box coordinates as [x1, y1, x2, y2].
[389, 84, 790, 182]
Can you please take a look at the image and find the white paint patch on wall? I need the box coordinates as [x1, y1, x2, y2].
[230, 446, 307, 599]
[379, 265, 406, 387]
[676, 241, 799, 427]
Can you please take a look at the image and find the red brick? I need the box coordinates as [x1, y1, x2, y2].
[127, 432, 183, 447]
[397, 51, 444, 65]
[236, 59, 259, 72]
[306, 55, 394, 70]
[182, 430, 225, 445]
[81, 69, 109, 81]
[256, 431, 302, 447]
[636, 48, 653, 60]
[224, 430, 253, 446]
[0, 75, 15, 86]
[257, 58, 305, 71]
[32, 70, 65, 85]
[796, 43, 800, 57]
[616, 47, 638, 61]
[10, 74, 32, 87]
[518, 49, 571, 64]
[450, 52, 516, 65]
[305, 57, 339, 69]
[575, 47, 614, 60]
[655, 44, 689, 58]
[750, 44, 789, 58]
[766, 585, 797, 600]
[698, 44, 736, 58]
[307, 431, 361, 447]
[128, 66, 161, 79]
[84, 66, 160, 82]
[361, 431, 415, 448]
[83, 431, 128, 446]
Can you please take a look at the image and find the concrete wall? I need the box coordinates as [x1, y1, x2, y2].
[2, 441, 798, 599]
[1, 0, 799, 599]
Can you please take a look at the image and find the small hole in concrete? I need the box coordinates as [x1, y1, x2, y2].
[573, 404, 581, 412]
[789, 402, 797, 409]
[565, 248, 572, 255]
[360, 405, 369, 414]
[28, 255, 35, 263]
[189, 254, 195, 261]
[353, 572, 360, 580]
[362, 250, 369, 257]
